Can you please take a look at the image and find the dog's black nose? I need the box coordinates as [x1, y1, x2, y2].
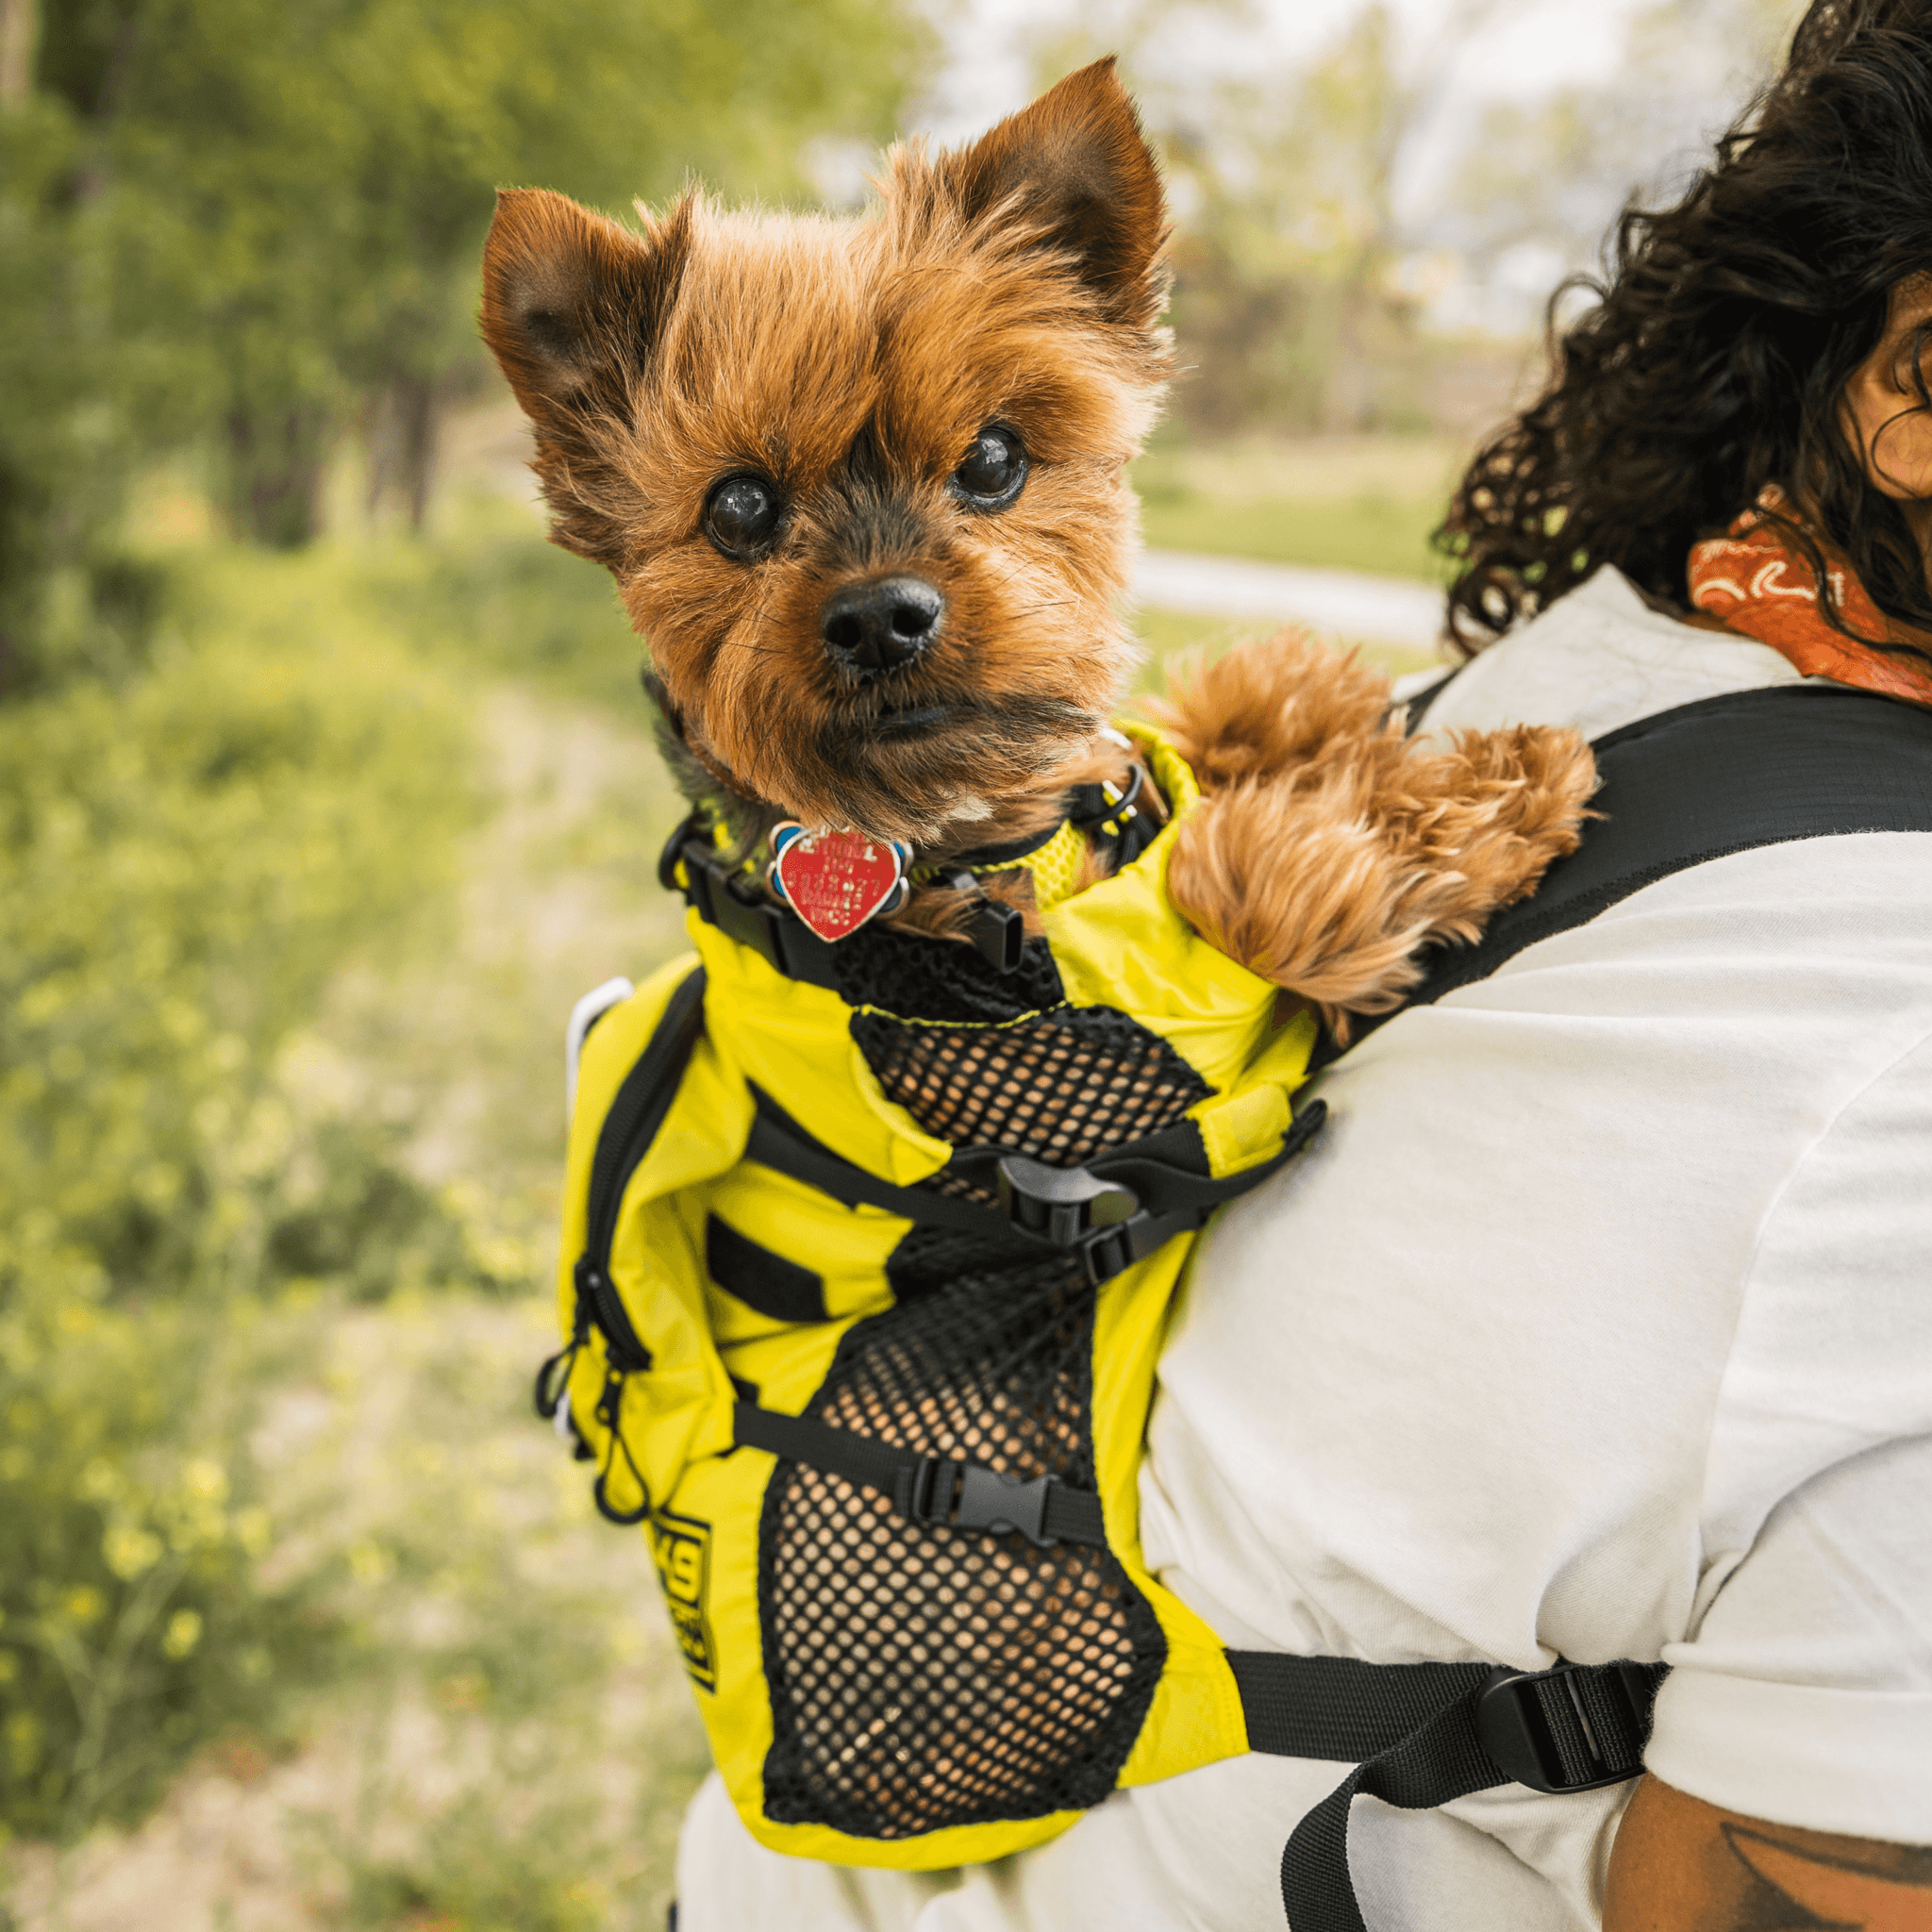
[821, 575, 942, 674]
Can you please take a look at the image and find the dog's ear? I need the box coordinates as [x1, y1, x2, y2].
[929, 57, 1167, 329]
[479, 187, 687, 428]
[479, 189, 689, 567]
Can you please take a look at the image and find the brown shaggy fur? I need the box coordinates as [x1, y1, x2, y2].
[480, 59, 1595, 1028]
[1148, 634, 1592, 1035]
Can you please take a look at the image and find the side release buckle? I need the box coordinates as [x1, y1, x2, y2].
[898, 1455, 1058, 1547]
[1474, 1660, 1660, 1794]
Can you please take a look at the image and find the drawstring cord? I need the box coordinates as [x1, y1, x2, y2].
[591, 1364, 652, 1524]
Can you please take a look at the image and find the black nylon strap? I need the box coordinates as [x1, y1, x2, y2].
[1232, 1653, 1492, 1760]
[1278, 1690, 1506, 1932]
[1316, 683, 1932, 1071]
[741, 1087, 1317, 1288]
[742, 1100, 1007, 1241]
[574, 966, 710, 1372]
[1422, 684, 1932, 1008]
[1230, 1650, 1667, 1932]
[748, 1087, 1321, 1225]
[1394, 668, 1458, 735]
[733, 1402, 1108, 1547]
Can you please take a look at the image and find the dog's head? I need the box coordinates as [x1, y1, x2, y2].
[480, 59, 1170, 846]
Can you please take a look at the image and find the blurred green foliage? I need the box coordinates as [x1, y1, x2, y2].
[0, 0, 924, 1868]
[2, 0, 925, 691]
[0, 541, 478, 1838]
[1161, 7, 1424, 437]
[288, 1298, 710, 1931]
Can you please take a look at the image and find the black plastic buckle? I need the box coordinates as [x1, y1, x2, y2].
[930, 868, 1025, 974]
[956, 1465, 1055, 1544]
[899, 1455, 1058, 1546]
[1474, 1662, 1656, 1794]
[995, 1154, 1155, 1286]
[996, 1153, 1138, 1247]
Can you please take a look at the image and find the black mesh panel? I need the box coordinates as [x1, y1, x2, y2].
[831, 923, 1064, 1024]
[757, 991, 1211, 1839]
[852, 1005, 1209, 1167]
[758, 1256, 1166, 1836]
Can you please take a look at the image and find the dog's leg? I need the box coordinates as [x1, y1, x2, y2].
[1144, 630, 1391, 789]
[1159, 641, 1595, 1038]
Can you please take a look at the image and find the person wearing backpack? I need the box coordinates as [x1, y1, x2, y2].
[663, 2, 1932, 1926]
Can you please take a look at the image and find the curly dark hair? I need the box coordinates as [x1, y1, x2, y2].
[1442, 0, 1932, 668]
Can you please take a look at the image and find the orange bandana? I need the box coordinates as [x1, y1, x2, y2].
[1688, 491, 1932, 706]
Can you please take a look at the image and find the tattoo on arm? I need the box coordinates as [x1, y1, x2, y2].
[1720, 1824, 1932, 1932]
[1603, 1777, 1932, 1932]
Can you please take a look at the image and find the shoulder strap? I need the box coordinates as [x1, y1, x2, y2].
[1229, 1649, 1667, 1932]
[1321, 683, 1932, 1068]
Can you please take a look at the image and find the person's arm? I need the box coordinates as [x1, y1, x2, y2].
[1605, 1774, 1932, 1930]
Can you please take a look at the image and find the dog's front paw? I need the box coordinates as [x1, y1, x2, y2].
[1168, 716, 1596, 1038]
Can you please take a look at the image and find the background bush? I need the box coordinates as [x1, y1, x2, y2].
[0, 0, 921, 1875]
[0, 547, 477, 1837]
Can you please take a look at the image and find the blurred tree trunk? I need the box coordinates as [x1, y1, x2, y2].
[225, 405, 331, 550]
[0, 0, 35, 108]
[364, 369, 441, 532]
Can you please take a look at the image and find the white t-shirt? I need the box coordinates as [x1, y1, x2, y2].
[676, 567, 1932, 1931]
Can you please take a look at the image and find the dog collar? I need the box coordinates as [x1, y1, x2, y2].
[658, 753, 1162, 979]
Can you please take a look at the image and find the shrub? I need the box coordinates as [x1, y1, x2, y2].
[0, 543, 479, 1838]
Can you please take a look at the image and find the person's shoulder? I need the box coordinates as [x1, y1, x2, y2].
[1481, 827, 1932, 1028]
[1420, 565, 1808, 744]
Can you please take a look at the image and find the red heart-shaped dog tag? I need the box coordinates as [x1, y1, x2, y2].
[770, 827, 908, 941]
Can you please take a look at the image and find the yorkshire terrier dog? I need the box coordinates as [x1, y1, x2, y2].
[480, 57, 1592, 1055]
[481, 57, 1600, 1864]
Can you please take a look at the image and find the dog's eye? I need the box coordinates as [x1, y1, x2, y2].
[951, 425, 1026, 508]
[704, 474, 782, 558]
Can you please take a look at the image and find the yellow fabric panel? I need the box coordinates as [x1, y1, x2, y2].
[556, 952, 703, 1332]
[658, 1417, 778, 1807]
[701, 1162, 908, 1415]
[690, 909, 952, 1188]
[740, 1804, 1084, 1871]
[1189, 1006, 1318, 1177]
[703, 1163, 907, 1337]
[1085, 1235, 1252, 1788]
[558, 956, 750, 1516]
[1041, 730, 1285, 1097]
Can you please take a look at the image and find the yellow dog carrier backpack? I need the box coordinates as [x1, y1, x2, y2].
[541, 687, 1932, 1929]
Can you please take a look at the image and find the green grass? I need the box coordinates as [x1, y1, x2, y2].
[1131, 434, 1463, 582]
[1132, 608, 1442, 689]
[1136, 493, 1447, 580]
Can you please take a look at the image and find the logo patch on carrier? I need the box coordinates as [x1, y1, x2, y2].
[650, 1509, 718, 1691]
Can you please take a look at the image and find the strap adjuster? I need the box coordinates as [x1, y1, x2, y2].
[895, 1455, 1058, 1547]
[994, 1153, 1180, 1286]
[1474, 1661, 1659, 1793]
[996, 1152, 1138, 1246]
